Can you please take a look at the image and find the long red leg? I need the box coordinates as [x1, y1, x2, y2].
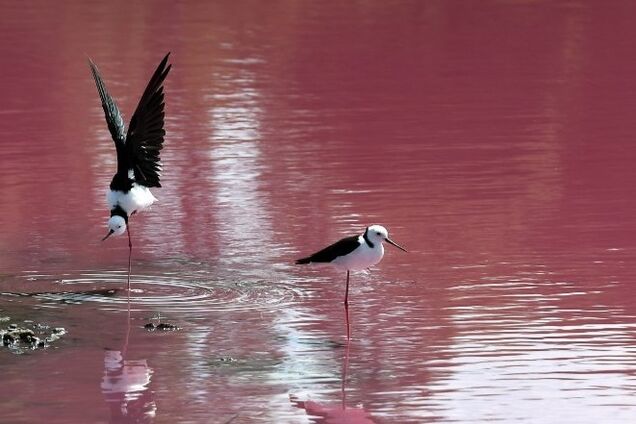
[344, 270, 350, 340]
[126, 223, 132, 299]
[344, 270, 350, 306]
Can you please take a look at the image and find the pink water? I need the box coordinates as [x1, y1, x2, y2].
[2, 1, 636, 423]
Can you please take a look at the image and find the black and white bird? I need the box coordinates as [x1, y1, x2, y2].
[296, 225, 407, 338]
[88, 53, 172, 292]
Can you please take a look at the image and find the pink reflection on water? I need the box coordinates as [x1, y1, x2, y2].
[101, 309, 156, 423]
[291, 344, 375, 424]
[291, 398, 374, 424]
[102, 351, 155, 423]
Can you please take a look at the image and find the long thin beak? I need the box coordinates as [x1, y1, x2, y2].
[386, 237, 407, 252]
[102, 229, 114, 241]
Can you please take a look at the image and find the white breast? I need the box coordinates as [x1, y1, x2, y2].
[332, 236, 385, 271]
[107, 184, 157, 215]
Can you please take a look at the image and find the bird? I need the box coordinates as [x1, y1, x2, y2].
[296, 224, 407, 339]
[88, 53, 172, 293]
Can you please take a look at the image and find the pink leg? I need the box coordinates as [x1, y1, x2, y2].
[126, 224, 132, 299]
[344, 270, 350, 306]
[344, 301, 351, 341]
[344, 270, 350, 340]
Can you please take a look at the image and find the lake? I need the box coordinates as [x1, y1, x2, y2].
[1, 1, 636, 423]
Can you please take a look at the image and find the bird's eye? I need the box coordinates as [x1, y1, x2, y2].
[376, 232, 382, 236]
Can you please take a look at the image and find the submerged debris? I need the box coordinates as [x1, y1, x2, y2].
[0, 320, 66, 354]
[143, 322, 180, 332]
[144, 312, 180, 332]
[157, 323, 179, 331]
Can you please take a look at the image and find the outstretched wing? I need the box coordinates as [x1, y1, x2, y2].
[125, 53, 172, 188]
[88, 58, 128, 174]
[296, 236, 361, 264]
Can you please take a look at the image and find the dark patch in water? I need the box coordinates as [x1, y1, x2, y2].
[0, 288, 120, 305]
[144, 322, 180, 332]
[206, 356, 283, 375]
[1, 320, 66, 354]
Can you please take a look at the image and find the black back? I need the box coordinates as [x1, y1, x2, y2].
[109, 173, 133, 192]
[296, 235, 361, 264]
[110, 205, 129, 222]
[89, 53, 172, 189]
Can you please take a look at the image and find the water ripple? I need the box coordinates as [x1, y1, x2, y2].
[1, 271, 304, 314]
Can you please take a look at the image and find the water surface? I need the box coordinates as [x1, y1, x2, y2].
[2, 1, 636, 423]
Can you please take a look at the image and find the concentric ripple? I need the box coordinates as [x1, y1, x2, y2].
[3, 270, 304, 313]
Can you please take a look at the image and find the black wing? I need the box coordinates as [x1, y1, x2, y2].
[125, 53, 172, 188]
[296, 235, 361, 264]
[88, 58, 128, 175]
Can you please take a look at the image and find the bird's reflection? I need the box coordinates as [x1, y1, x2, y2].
[101, 305, 156, 423]
[291, 342, 375, 423]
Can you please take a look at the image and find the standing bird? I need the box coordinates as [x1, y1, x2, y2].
[296, 225, 407, 339]
[88, 53, 172, 293]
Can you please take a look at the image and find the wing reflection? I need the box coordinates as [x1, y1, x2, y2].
[101, 307, 156, 423]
